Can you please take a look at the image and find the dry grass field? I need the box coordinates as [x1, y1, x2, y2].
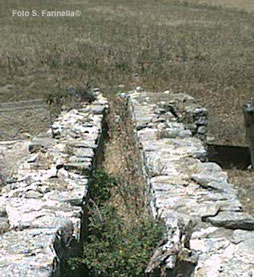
[0, 0, 254, 145]
[189, 0, 254, 12]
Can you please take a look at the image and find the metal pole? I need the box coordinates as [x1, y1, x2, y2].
[243, 99, 254, 169]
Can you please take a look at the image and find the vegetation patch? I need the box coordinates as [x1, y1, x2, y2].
[68, 170, 165, 277]
[45, 85, 95, 120]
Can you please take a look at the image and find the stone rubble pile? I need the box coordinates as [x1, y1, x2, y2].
[127, 90, 254, 277]
[0, 93, 108, 276]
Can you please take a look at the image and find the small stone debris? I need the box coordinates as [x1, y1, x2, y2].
[28, 142, 44, 153]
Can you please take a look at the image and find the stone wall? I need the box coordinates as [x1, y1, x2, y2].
[0, 93, 108, 276]
[1, 89, 254, 277]
[127, 90, 254, 276]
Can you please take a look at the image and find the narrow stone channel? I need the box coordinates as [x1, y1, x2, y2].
[1, 91, 254, 276]
[65, 91, 254, 276]
[64, 94, 164, 276]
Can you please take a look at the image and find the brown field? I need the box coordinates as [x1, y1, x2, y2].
[189, 0, 254, 12]
[0, 0, 254, 145]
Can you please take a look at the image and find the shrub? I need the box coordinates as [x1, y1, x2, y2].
[68, 170, 165, 276]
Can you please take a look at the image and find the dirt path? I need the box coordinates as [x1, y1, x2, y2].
[0, 140, 30, 184]
[0, 100, 50, 141]
[0, 99, 51, 185]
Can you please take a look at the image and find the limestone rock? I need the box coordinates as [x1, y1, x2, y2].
[28, 142, 44, 153]
[91, 105, 105, 115]
[0, 217, 10, 233]
[27, 153, 39, 163]
[207, 211, 254, 230]
[25, 190, 43, 199]
[0, 207, 7, 217]
[191, 173, 227, 187]
[64, 162, 91, 175]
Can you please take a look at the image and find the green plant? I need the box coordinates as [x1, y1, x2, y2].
[88, 169, 118, 206]
[83, 208, 164, 277]
[70, 206, 165, 277]
[68, 170, 165, 276]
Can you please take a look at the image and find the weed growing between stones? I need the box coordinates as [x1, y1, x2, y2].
[68, 170, 165, 276]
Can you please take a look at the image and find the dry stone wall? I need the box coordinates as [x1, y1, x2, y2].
[0, 93, 108, 276]
[127, 90, 254, 277]
[1, 89, 253, 277]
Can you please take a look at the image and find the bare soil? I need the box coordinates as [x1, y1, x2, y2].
[0, 140, 30, 183]
[227, 169, 254, 216]
[0, 100, 50, 141]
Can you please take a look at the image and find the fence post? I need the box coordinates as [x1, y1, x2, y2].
[243, 99, 254, 168]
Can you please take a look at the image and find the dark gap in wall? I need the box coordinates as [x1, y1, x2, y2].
[207, 143, 250, 170]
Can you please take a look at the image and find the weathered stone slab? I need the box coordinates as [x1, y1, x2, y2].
[68, 141, 97, 149]
[64, 162, 91, 174]
[206, 211, 254, 230]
